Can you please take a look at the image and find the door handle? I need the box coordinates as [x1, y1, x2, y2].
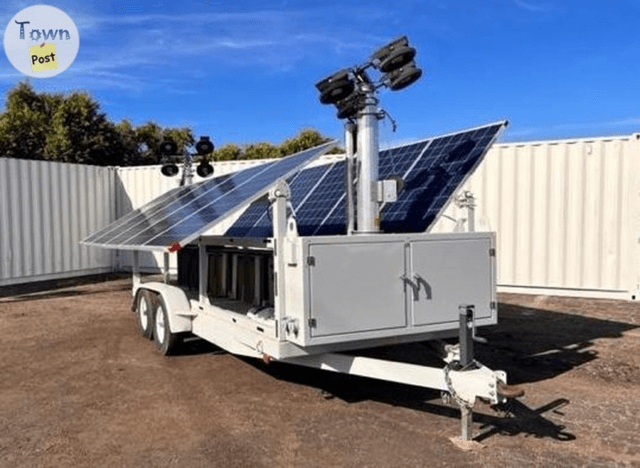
[400, 274, 420, 301]
[413, 273, 432, 300]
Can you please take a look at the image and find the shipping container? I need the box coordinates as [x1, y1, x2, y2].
[431, 133, 640, 300]
[0, 158, 115, 286]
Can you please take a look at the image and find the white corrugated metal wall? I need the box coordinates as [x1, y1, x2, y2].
[0, 158, 115, 286]
[431, 134, 640, 299]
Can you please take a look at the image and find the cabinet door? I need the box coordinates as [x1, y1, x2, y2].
[410, 238, 493, 327]
[308, 242, 407, 337]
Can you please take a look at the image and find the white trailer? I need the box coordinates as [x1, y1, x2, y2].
[84, 39, 523, 443]
[118, 170, 521, 444]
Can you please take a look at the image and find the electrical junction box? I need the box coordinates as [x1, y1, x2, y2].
[376, 179, 398, 203]
[281, 231, 497, 348]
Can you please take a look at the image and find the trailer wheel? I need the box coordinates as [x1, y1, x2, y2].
[153, 295, 179, 356]
[136, 290, 154, 339]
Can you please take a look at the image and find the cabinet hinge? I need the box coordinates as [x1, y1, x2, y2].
[490, 301, 497, 310]
[489, 248, 496, 257]
[307, 256, 316, 266]
[308, 318, 317, 328]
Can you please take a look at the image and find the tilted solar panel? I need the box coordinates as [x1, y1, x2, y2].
[81, 142, 336, 251]
[226, 121, 506, 237]
[225, 162, 341, 238]
[380, 121, 506, 232]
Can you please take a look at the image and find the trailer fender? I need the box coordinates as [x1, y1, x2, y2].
[132, 282, 194, 333]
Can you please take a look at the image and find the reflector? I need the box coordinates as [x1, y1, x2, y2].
[320, 80, 355, 104]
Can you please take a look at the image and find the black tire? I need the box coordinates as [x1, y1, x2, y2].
[152, 295, 179, 356]
[136, 290, 154, 339]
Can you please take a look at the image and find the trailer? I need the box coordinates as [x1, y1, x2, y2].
[83, 39, 524, 445]
[83, 126, 523, 446]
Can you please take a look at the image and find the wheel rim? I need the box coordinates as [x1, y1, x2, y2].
[139, 297, 148, 329]
[155, 305, 165, 345]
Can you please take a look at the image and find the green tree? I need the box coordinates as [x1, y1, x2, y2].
[0, 81, 53, 161]
[0, 81, 196, 166]
[242, 142, 282, 160]
[0, 81, 342, 166]
[212, 143, 242, 161]
[280, 129, 328, 156]
[46, 92, 127, 165]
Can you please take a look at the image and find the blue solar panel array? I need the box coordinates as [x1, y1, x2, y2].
[226, 163, 339, 238]
[82, 142, 335, 250]
[380, 121, 505, 232]
[226, 121, 506, 237]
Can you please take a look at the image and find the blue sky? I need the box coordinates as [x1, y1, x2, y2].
[1, 0, 639, 149]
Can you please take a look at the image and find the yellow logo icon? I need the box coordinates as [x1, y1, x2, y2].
[29, 42, 58, 72]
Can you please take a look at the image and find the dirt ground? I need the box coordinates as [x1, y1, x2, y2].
[1, 276, 639, 467]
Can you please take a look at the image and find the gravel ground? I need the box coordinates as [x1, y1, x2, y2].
[0, 276, 639, 467]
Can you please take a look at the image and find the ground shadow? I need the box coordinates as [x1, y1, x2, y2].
[475, 303, 638, 384]
[229, 302, 636, 442]
[178, 335, 227, 356]
[0, 273, 132, 302]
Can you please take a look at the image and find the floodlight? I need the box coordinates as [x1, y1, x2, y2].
[161, 163, 179, 177]
[194, 136, 215, 177]
[316, 69, 356, 105]
[196, 136, 215, 155]
[196, 161, 214, 177]
[159, 138, 179, 177]
[335, 91, 365, 120]
[159, 139, 178, 156]
[371, 36, 416, 73]
[387, 61, 423, 91]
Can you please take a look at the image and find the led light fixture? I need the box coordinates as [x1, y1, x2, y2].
[387, 61, 423, 91]
[159, 138, 179, 177]
[316, 69, 355, 105]
[371, 36, 416, 73]
[195, 136, 215, 178]
[315, 35, 422, 120]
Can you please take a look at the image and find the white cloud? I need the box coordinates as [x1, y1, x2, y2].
[512, 0, 556, 13]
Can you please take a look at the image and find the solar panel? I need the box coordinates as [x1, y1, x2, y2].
[226, 121, 506, 237]
[380, 121, 506, 232]
[82, 142, 335, 251]
[226, 163, 337, 238]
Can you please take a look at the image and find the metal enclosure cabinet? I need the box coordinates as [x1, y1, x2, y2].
[282, 232, 497, 347]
